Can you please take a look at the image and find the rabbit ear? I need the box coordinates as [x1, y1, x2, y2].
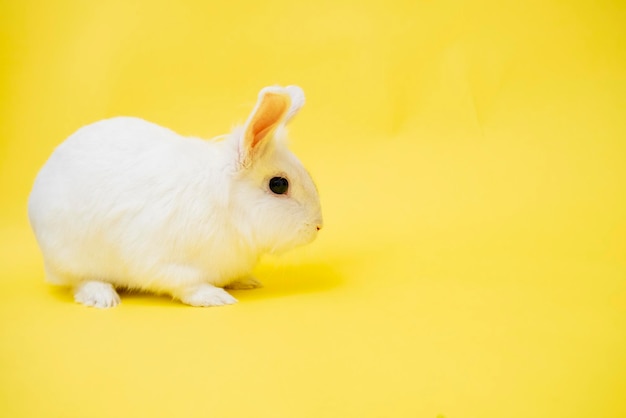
[284, 85, 305, 122]
[241, 87, 291, 165]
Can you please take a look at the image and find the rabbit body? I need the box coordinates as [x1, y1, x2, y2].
[28, 86, 322, 308]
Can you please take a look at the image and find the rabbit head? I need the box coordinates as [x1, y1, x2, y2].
[228, 86, 323, 254]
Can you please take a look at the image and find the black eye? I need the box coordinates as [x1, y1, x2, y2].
[269, 177, 289, 195]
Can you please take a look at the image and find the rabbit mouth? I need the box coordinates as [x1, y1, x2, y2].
[299, 223, 321, 245]
[265, 224, 319, 255]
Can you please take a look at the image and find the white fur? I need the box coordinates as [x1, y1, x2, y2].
[284, 85, 305, 121]
[74, 281, 120, 308]
[28, 86, 322, 308]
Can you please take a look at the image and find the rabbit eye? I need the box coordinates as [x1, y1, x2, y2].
[269, 177, 289, 195]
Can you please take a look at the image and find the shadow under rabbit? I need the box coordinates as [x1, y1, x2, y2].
[45, 261, 342, 308]
[231, 261, 342, 302]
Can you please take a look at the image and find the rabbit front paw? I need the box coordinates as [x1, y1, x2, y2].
[179, 284, 238, 307]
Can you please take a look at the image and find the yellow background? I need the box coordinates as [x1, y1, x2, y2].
[1, 0, 625, 417]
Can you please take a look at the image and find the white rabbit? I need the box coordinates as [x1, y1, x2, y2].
[28, 85, 323, 308]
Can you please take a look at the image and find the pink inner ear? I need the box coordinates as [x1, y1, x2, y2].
[246, 93, 289, 149]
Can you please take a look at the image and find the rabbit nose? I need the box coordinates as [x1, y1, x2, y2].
[316, 226, 321, 231]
